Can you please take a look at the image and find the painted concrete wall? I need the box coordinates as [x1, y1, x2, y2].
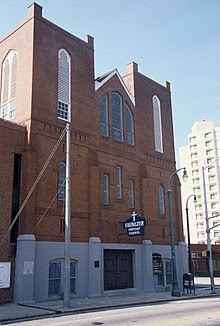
[14, 235, 188, 303]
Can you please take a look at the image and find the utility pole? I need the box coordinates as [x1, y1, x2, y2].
[64, 123, 71, 308]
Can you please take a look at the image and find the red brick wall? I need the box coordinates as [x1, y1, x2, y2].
[0, 120, 26, 303]
[0, 3, 184, 303]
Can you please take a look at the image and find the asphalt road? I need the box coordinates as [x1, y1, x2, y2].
[7, 297, 220, 326]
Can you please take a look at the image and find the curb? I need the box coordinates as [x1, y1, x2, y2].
[2, 292, 220, 324]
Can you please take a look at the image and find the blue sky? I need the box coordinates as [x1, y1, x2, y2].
[0, 0, 219, 162]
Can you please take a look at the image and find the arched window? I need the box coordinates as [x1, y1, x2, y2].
[48, 259, 77, 297]
[126, 105, 134, 145]
[99, 94, 109, 137]
[103, 173, 110, 205]
[58, 49, 71, 121]
[0, 50, 17, 120]
[153, 95, 163, 153]
[58, 162, 66, 200]
[158, 184, 165, 215]
[112, 92, 123, 142]
[128, 179, 135, 208]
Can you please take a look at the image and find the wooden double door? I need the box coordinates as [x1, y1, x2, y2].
[104, 249, 133, 291]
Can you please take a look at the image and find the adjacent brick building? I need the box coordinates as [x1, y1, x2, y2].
[0, 3, 187, 304]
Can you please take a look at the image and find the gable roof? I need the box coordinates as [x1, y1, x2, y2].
[95, 69, 135, 106]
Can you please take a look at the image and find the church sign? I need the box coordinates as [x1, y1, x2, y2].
[152, 253, 163, 273]
[123, 211, 148, 236]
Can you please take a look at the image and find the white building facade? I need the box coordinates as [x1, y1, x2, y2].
[179, 120, 220, 244]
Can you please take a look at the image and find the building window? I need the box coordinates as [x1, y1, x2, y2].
[205, 140, 212, 147]
[115, 165, 122, 199]
[193, 178, 200, 185]
[48, 259, 77, 297]
[204, 132, 211, 138]
[211, 203, 217, 210]
[58, 162, 66, 200]
[58, 49, 71, 121]
[112, 92, 123, 141]
[192, 169, 199, 177]
[193, 186, 201, 194]
[191, 153, 197, 159]
[126, 105, 134, 145]
[196, 214, 203, 221]
[206, 149, 213, 156]
[190, 144, 197, 151]
[196, 222, 204, 230]
[197, 232, 205, 239]
[208, 166, 214, 173]
[128, 179, 135, 208]
[157, 259, 172, 286]
[208, 175, 215, 182]
[70, 260, 77, 294]
[189, 136, 196, 143]
[195, 204, 202, 211]
[49, 261, 61, 296]
[214, 231, 220, 238]
[103, 174, 110, 205]
[210, 194, 216, 200]
[158, 184, 165, 215]
[191, 161, 199, 168]
[100, 95, 109, 137]
[153, 96, 163, 153]
[0, 50, 17, 120]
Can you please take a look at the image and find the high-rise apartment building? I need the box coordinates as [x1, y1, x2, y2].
[179, 120, 220, 245]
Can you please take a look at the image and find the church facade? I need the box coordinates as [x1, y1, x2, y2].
[0, 3, 187, 304]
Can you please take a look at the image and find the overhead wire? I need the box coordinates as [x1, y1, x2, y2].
[0, 125, 67, 248]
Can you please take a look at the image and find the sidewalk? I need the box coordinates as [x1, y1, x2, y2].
[1, 277, 220, 324]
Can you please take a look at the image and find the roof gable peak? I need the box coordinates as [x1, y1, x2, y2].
[95, 69, 135, 106]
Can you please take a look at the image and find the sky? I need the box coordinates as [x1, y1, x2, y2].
[0, 0, 219, 164]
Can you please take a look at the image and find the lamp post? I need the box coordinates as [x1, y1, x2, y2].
[185, 194, 197, 274]
[167, 167, 188, 297]
[202, 165, 215, 294]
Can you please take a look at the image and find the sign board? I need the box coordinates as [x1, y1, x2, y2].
[123, 211, 148, 236]
[0, 262, 11, 288]
[152, 253, 163, 273]
[23, 261, 34, 275]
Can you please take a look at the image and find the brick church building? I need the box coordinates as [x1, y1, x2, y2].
[0, 3, 187, 304]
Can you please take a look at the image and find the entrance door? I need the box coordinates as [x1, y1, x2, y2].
[104, 249, 133, 291]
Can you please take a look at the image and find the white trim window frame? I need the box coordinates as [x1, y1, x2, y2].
[158, 184, 165, 215]
[126, 105, 134, 145]
[115, 165, 123, 199]
[0, 50, 17, 121]
[128, 179, 135, 208]
[58, 49, 71, 122]
[153, 95, 163, 153]
[103, 173, 110, 205]
[58, 162, 66, 200]
[112, 92, 123, 142]
[99, 94, 109, 137]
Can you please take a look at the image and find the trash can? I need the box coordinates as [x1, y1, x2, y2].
[183, 273, 195, 294]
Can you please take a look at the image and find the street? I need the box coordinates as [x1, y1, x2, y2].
[6, 297, 220, 326]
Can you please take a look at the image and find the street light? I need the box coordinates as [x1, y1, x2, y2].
[202, 165, 216, 294]
[167, 167, 188, 297]
[185, 194, 197, 274]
